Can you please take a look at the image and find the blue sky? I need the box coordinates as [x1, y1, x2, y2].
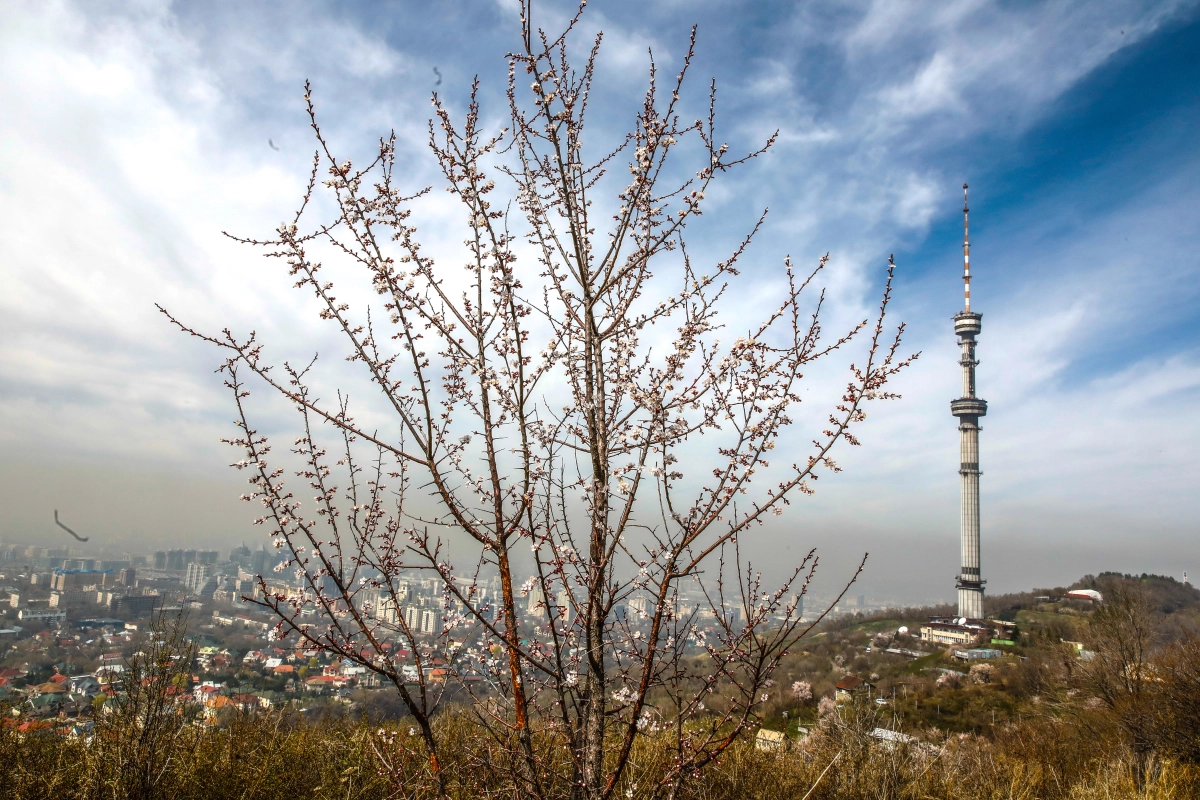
[1, 0, 1197, 603]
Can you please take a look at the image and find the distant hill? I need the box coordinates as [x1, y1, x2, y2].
[985, 573, 1200, 627]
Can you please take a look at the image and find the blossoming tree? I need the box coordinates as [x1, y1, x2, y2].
[163, 3, 914, 798]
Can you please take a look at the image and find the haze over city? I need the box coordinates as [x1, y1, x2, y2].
[2, 0, 1198, 606]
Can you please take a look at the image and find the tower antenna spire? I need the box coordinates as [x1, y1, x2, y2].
[951, 182, 986, 620]
[963, 183, 970, 313]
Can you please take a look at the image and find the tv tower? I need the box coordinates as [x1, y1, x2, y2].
[951, 184, 987, 620]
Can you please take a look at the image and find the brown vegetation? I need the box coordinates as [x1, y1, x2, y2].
[1, 702, 1197, 800]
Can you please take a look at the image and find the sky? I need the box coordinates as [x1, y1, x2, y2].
[1, 0, 1198, 605]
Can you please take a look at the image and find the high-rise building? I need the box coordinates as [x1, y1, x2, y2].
[724, 605, 742, 628]
[50, 569, 111, 591]
[49, 590, 89, 608]
[51, 570, 83, 592]
[526, 581, 547, 619]
[404, 605, 421, 631]
[184, 562, 212, 594]
[376, 595, 399, 625]
[117, 594, 160, 617]
[249, 547, 268, 576]
[556, 589, 571, 624]
[951, 185, 988, 620]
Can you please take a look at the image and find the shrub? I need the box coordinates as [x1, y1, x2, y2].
[936, 671, 962, 689]
[969, 664, 995, 685]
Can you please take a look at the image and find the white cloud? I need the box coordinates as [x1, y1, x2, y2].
[1, 0, 1197, 596]
[845, 0, 1190, 129]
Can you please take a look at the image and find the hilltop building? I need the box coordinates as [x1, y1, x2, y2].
[920, 616, 1016, 647]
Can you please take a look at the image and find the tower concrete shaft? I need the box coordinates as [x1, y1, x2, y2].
[951, 184, 986, 620]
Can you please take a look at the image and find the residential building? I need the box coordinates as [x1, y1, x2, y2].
[51, 569, 110, 592]
[377, 595, 399, 625]
[184, 562, 211, 594]
[526, 582, 546, 618]
[834, 675, 872, 704]
[49, 590, 89, 609]
[115, 594, 160, 617]
[556, 589, 571, 624]
[755, 729, 787, 751]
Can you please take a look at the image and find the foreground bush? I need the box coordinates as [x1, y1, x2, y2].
[1, 709, 1196, 800]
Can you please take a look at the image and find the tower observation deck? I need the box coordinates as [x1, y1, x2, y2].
[952, 185, 987, 620]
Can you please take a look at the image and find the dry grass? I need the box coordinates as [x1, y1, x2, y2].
[1, 708, 1195, 800]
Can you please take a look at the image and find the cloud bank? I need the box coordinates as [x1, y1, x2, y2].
[1, 0, 1197, 603]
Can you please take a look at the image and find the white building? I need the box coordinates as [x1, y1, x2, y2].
[184, 562, 212, 594]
